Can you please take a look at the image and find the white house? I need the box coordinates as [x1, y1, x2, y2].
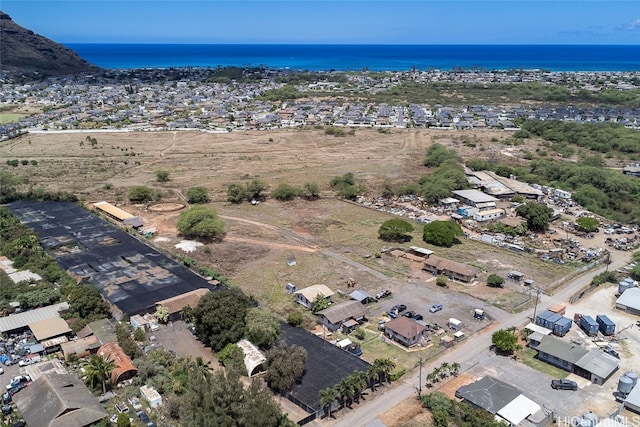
[140, 384, 162, 408]
[294, 284, 335, 309]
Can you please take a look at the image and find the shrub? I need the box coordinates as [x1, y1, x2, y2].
[487, 274, 505, 288]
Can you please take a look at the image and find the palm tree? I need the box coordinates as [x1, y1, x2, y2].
[440, 362, 450, 378]
[425, 372, 436, 388]
[84, 354, 116, 394]
[431, 367, 441, 383]
[450, 362, 461, 376]
[319, 387, 338, 418]
[350, 371, 368, 404]
[373, 358, 396, 385]
[337, 378, 354, 408]
[366, 365, 379, 392]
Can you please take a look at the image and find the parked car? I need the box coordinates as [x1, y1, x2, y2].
[1, 405, 12, 415]
[551, 379, 578, 390]
[413, 314, 424, 321]
[136, 410, 150, 423]
[2, 392, 11, 404]
[429, 304, 443, 313]
[12, 421, 26, 427]
[603, 345, 620, 359]
[403, 310, 416, 318]
[0, 367, 3, 375]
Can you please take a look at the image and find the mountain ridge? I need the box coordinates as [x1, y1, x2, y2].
[0, 11, 100, 75]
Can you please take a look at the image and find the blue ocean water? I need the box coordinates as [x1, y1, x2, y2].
[66, 44, 640, 72]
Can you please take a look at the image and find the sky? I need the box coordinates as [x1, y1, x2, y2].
[2, 0, 640, 44]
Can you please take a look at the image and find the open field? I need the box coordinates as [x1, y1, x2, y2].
[1, 128, 577, 313]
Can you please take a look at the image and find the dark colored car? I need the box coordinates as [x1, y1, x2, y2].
[551, 379, 578, 390]
[136, 410, 150, 423]
[12, 421, 26, 427]
[413, 314, 424, 321]
[2, 405, 12, 415]
[403, 310, 416, 318]
[2, 391, 11, 404]
[603, 345, 619, 359]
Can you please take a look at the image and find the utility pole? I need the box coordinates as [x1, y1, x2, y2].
[417, 356, 423, 396]
[532, 288, 542, 322]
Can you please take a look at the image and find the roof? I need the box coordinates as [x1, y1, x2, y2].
[409, 246, 434, 256]
[13, 373, 108, 427]
[452, 189, 499, 204]
[535, 335, 588, 364]
[60, 335, 100, 359]
[86, 318, 117, 345]
[384, 316, 428, 339]
[575, 349, 619, 379]
[423, 255, 478, 278]
[97, 342, 137, 384]
[24, 359, 67, 382]
[29, 317, 71, 341]
[524, 323, 552, 336]
[156, 288, 210, 315]
[0, 302, 69, 334]
[616, 288, 640, 311]
[7, 200, 219, 318]
[295, 284, 335, 301]
[455, 376, 520, 414]
[317, 300, 366, 324]
[625, 383, 640, 412]
[280, 323, 370, 412]
[496, 394, 541, 425]
[237, 339, 266, 377]
[93, 201, 134, 221]
[349, 290, 374, 302]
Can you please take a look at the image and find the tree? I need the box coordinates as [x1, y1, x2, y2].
[330, 172, 363, 200]
[216, 343, 246, 374]
[491, 329, 521, 354]
[155, 170, 170, 182]
[486, 274, 505, 288]
[436, 275, 448, 287]
[155, 305, 170, 323]
[311, 294, 329, 314]
[176, 206, 225, 242]
[373, 358, 396, 385]
[272, 183, 300, 201]
[423, 221, 463, 247]
[576, 216, 599, 233]
[264, 345, 307, 392]
[287, 311, 303, 326]
[127, 185, 155, 202]
[319, 387, 339, 418]
[450, 362, 460, 376]
[186, 187, 210, 204]
[516, 202, 554, 232]
[84, 354, 116, 394]
[227, 183, 247, 204]
[246, 178, 268, 201]
[423, 143, 460, 167]
[117, 413, 132, 427]
[194, 288, 253, 352]
[378, 218, 414, 242]
[336, 378, 355, 408]
[349, 371, 368, 404]
[301, 181, 320, 200]
[244, 307, 281, 349]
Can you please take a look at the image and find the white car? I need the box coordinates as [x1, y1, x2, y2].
[0, 367, 4, 375]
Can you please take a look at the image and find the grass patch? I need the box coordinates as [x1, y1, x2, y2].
[0, 113, 26, 124]
[519, 347, 568, 378]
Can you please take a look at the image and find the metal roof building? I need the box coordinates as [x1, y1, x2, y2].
[29, 317, 72, 341]
[616, 288, 640, 316]
[0, 302, 69, 334]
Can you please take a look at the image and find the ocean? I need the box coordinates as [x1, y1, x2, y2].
[66, 44, 640, 72]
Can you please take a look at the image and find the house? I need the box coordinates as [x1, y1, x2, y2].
[29, 317, 72, 343]
[422, 256, 478, 283]
[452, 189, 498, 209]
[155, 288, 211, 321]
[140, 384, 163, 408]
[295, 284, 335, 309]
[316, 300, 366, 332]
[455, 376, 552, 427]
[472, 208, 505, 222]
[535, 335, 619, 384]
[97, 342, 137, 384]
[14, 373, 109, 427]
[384, 316, 429, 347]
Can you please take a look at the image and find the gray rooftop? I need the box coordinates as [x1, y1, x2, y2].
[575, 349, 619, 379]
[535, 335, 588, 364]
[455, 375, 520, 414]
[452, 189, 499, 204]
[616, 288, 640, 311]
[0, 302, 69, 334]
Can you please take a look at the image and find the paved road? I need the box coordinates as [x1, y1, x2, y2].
[328, 252, 631, 427]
